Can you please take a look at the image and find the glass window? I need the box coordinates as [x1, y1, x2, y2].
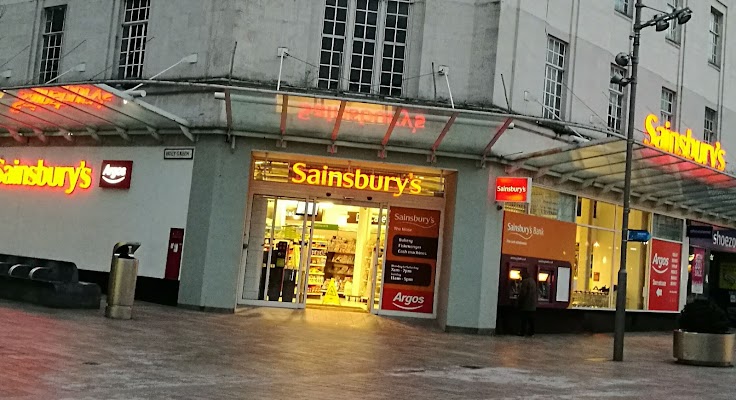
[576, 198, 616, 229]
[704, 107, 717, 143]
[614, 0, 630, 16]
[665, 0, 681, 43]
[608, 65, 626, 133]
[529, 186, 575, 222]
[318, 0, 411, 95]
[543, 36, 567, 120]
[653, 214, 683, 241]
[710, 9, 723, 66]
[571, 226, 616, 308]
[118, 0, 151, 79]
[39, 5, 66, 83]
[660, 88, 676, 124]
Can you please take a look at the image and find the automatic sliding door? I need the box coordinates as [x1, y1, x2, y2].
[241, 195, 313, 307]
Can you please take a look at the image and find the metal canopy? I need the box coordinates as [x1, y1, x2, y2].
[507, 138, 736, 221]
[0, 83, 191, 141]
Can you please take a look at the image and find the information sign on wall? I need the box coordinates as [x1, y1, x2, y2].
[381, 207, 441, 314]
[647, 239, 681, 311]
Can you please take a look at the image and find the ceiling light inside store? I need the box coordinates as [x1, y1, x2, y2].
[593, 241, 600, 248]
[320, 202, 334, 209]
[337, 216, 348, 227]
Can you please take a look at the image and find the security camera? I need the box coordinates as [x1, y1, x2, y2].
[614, 52, 630, 67]
[326, 192, 332, 197]
[508, 122, 515, 129]
[367, 196, 373, 201]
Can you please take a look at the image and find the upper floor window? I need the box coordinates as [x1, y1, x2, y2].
[660, 88, 676, 124]
[614, 0, 631, 16]
[318, 0, 410, 96]
[543, 36, 567, 120]
[709, 9, 723, 66]
[608, 65, 626, 133]
[118, 0, 151, 79]
[704, 107, 718, 143]
[39, 5, 67, 83]
[666, 0, 682, 43]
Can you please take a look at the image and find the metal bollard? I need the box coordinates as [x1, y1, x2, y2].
[105, 242, 141, 319]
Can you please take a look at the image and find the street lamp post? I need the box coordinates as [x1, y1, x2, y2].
[611, 0, 692, 362]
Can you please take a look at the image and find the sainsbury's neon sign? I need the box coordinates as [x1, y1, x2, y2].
[644, 114, 726, 171]
[0, 159, 92, 194]
[291, 162, 422, 197]
[10, 85, 114, 113]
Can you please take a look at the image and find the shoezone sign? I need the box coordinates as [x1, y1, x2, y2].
[381, 207, 441, 314]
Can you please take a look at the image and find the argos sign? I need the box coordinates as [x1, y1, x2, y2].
[99, 160, 133, 189]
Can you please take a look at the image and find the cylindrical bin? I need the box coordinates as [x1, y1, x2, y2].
[105, 242, 141, 319]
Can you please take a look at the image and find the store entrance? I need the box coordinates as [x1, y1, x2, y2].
[240, 195, 388, 312]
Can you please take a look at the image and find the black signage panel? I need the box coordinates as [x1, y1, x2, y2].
[391, 235, 438, 259]
[385, 261, 433, 286]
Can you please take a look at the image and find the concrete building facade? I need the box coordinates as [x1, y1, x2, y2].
[1, 0, 735, 333]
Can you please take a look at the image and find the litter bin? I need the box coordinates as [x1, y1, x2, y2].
[105, 242, 141, 319]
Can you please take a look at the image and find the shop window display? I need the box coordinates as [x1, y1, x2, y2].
[571, 199, 650, 309]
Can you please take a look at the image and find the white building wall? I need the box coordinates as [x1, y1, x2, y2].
[0, 146, 193, 278]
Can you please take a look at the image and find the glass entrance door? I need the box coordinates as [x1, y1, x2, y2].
[240, 195, 315, 308]
[369, 204, 388, 314]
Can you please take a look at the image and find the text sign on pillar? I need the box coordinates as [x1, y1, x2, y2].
[494, 177, 532, 203]
[648, 239, 681, 311]
[381, 207, 441, 314]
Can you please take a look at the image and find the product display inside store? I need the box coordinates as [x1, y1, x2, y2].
[246, 197, 386, 311]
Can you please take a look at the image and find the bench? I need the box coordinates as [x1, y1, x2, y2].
[0, 254, 101, 309]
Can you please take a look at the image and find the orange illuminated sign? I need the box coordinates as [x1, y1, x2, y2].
[290, 162, 422, 197]
[0, 159, 92, 194]
[494, 177, 532, 203]
[279, 95, 426, 133]
[10, 85, 113, 113]
[644, 114, 726, 171]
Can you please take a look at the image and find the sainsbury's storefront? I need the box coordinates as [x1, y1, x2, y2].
[2, 83, 736, 334]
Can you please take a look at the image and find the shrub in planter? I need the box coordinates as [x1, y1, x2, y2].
[674, 299, 735, 367]
[678, 299, 730, 334]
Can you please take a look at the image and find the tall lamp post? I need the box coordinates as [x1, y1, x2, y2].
[610, 0, 692, 362]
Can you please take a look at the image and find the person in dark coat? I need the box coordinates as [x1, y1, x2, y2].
[517, 269, 538, 336]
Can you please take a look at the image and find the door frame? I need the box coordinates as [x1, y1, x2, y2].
[237, 194, 315, 309]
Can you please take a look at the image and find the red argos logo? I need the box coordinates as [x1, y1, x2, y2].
[99, 160, 133, 189]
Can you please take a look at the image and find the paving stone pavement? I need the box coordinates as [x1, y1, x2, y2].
[0, 299, 734, 400]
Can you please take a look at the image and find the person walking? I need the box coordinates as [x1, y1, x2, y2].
[517, 269, 538, 336]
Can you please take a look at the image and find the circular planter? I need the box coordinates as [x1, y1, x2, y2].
[673, 329, 735, 367]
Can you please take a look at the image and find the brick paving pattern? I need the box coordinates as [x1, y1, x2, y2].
[0, 299, 734, 399]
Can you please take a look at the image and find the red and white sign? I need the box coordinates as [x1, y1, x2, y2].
[691, 247, 705, 295]
[164, 228, 185, 280]
[99, 160, 133, 189]
[648, 239, 681, 311]
[494, 177, 532, 203]
[381, 207, 441, 314]
[381, 287, 434, 313]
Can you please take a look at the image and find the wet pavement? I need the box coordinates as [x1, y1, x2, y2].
[0, 299, 734, 399]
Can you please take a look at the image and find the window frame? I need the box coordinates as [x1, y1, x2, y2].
[608, 64, 627, 133]
[704, 107, 718, 143]
[665, 0, 682, 44]
[117, 0, 151, 80]
[660, 87, 676, 125]
[709, 8, 723, 67]
[543, 35, 567, 120]
[614, 0, 631, 17]
[38, 5, 67, 84]
[317, 0, 412, 97]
